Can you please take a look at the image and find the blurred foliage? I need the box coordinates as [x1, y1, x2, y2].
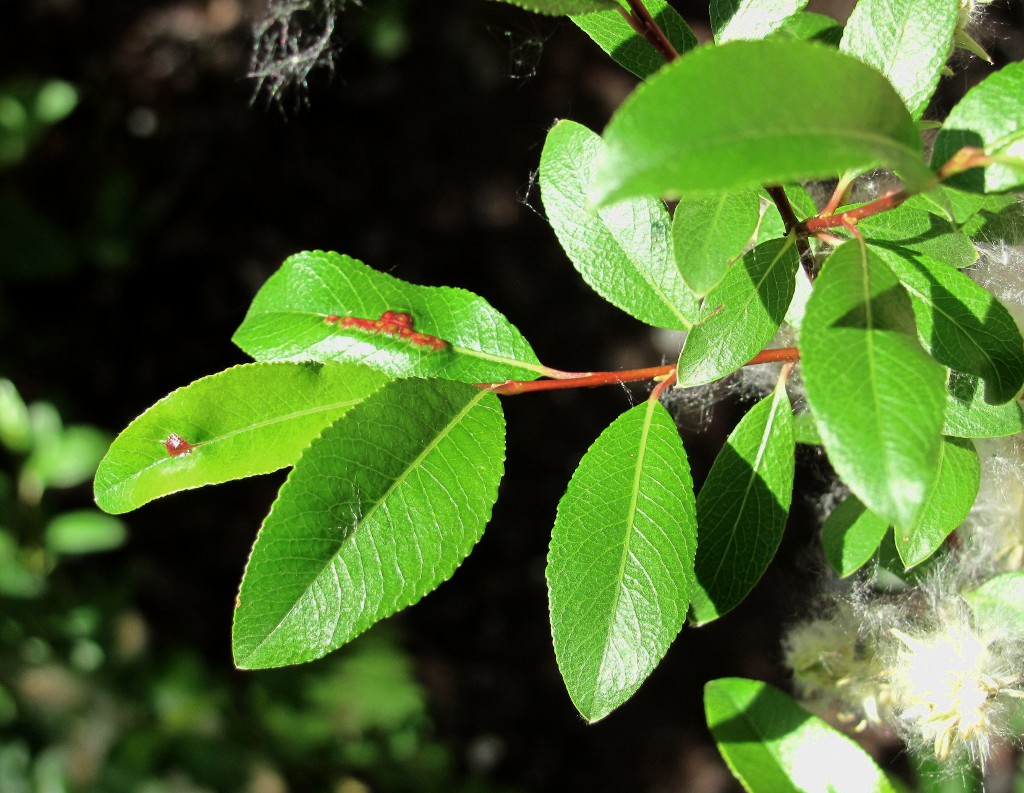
[0, 89, 517, 792]
[0, 375, 517, 792]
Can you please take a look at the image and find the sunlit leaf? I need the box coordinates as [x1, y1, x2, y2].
[548, 400, 697, 722]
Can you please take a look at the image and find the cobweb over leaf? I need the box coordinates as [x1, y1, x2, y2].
[249, 0, 355, 104]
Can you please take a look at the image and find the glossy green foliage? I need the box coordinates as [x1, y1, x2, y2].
[871, 246, 1024, 403]
[94, 363, 389, 514]
[690, 383, 794, 624]
[710, 0, 807, 43]
[571, 0, 697, 79]
[491, 0, 617, 14]
[933, 61, 1024, 193]
[233, 251, 544, 383]
[548, 400, 697, 722]
[705, 678, 899, 793]
[964, 573, 1024, 633]
[593, 40, 930, 206]
[801, 242, 946, 529]
[840, 0, 958, 119]
[677, 237, 799, 387]
[671, 191, 760, 295]
[233, 379, 505, 668]
[944, 371, 1024, 438]
[822, 496, 889, 578]
[856, 194, 978, 268]
[895, 437, 979, 569]
[540, 120, 699, 329]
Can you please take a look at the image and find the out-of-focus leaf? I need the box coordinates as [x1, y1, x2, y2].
[0, 380, 31, 453]
[45, 510, 128, 555]
[964, 573, 1024, 634]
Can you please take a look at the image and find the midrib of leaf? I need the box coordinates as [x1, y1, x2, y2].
[243, 387, 491, 661]
[701, 234, 795, 323]
[252, 309, 547, 377]
[621, 126, 920, 177]
[858, 242, 898, 517]
[95, 396, 371, 503]
[868, 1, 913, 89]
[703, 384, 784, 584]
[595, 398, 658, 689]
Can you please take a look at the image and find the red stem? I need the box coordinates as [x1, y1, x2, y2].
[618, 0, 679, 63]
[481, 347, 800, 396]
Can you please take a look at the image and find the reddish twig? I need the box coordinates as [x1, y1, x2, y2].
[649, 369, 677, 402]
[764, 185, 816, 281]
[481, 347, 800, 396]
[617, 0, 679, 63]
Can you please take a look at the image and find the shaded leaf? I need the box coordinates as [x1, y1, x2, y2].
[94, 362, 389, 514]
[856, 193, 978, 268]
[233, 379, 505, 669]
[933, 61, 1024, 193]
[772, 11, 843, 46]
[822, 496, 889, 578]
[871, 245, 1024, 403]
[548, 400, 697, 722]
[593, 40, 930, 206]
[895, 437, 979, 569]
[711, 0, 808, 43]
[690, 382, 794, 624]
[540, 120, 699, 329]
[233, 251, 544, 383]
[944, 370, 1024, 438]
[571, 0, 698, 80]
[840, 0, 959, 118]
[671, 190, 761, 295]
[801, 241, 946, 529]
[677, 236, 799, 387]
[706, 678, 900, 793]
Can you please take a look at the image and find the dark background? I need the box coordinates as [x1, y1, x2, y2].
[2, 1, 1022, 790]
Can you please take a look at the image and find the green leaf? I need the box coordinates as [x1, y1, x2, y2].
[772, 11, 843, 46]
[690, 382, 794, 624]
[571, 0, 698, 80]
[944, 370, 1024, 438]
[801, 241, 946, 529]
[793, 410, 821, 445]
[855, 194, 978, 268]
[233, 379, 504, 669]
[870, 246, 1024, 403]
[705, 677, 900, 793]
[821, 496, 889, 578]
[45, 510, 127, 555]
[711, 0, 808, 43]
[0, 379, 31, 453]
[491, 0, 617, 14]
[933, 61, 1024, 193]
[839, 0, 958, 119]
[94, 362, 389, 514]
[540, 120, 699, 329]
[964, 573, 1024, 634]
[756, 185, 818, 245]
[895, 437, 979, 569]
[233, 251, 544, 383]
[593, 40, 929, 206]
[677, 237, 799, 387]
[24, 424, 109, 492]
[671, 191, 761, 295]
[548, 400, 697, 722]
